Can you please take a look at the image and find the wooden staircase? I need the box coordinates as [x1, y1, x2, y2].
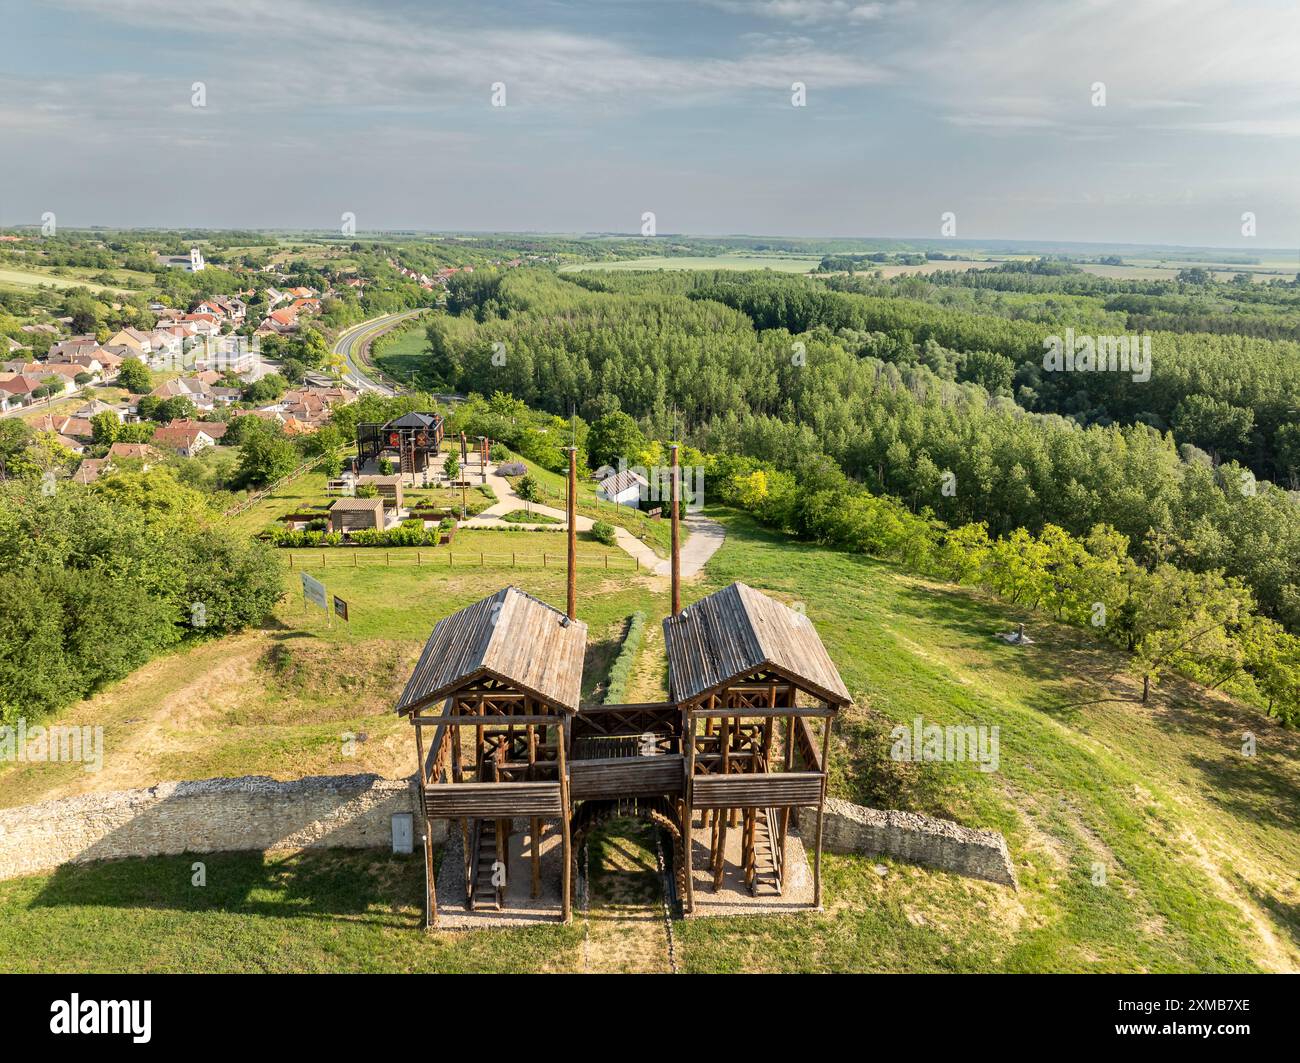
[745, 807, 782, 897]
[468, 818, 504, 911]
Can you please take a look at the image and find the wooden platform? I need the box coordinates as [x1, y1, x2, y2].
[434, 818, 566, 929]
[685, 823, 817, 918]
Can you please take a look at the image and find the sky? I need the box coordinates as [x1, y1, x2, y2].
[1, 0, 1299, 248]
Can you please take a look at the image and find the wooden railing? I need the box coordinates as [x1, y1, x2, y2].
[569, 754, 685, 800]
[573, 702, 679, 738]
[423, 781, 564, 818]
[793, 716, 822, 774]
[691, 771, 824, 810]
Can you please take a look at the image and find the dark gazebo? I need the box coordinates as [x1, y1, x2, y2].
[356, 412, 444, 475]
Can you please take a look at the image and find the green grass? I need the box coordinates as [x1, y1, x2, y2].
[562, 253, 823, 273]
[0, 265, 145, 294]
[371, 318, 436, 388]
[499, 508, 560, 524]
[0, 850, 581, 973]
[500, 448, 674, 556]
[2, 506, 1297, 972]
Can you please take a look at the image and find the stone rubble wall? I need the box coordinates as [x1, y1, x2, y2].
[0, 774, 446, 881]
[821, 798, 1018, 887]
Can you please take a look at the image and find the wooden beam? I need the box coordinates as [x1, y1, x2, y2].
[558, 719, 572, 923]
[682, 710, 696, 914]
[423, 815, 437, 929]
[814, 716, 833, 909]
[670, 443, 680, 616]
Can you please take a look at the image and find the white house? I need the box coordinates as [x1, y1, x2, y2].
[596, 468, 649, 508]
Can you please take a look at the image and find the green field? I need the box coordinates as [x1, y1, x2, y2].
[0, 265, 145, 294]
[562, 253, 823, 273]
[370, 318, 435, 387]
[1, 507, 1296, 972]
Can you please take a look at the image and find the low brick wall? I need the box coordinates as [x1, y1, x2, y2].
[821, 798, 1017, 888]
[0, 774, 445, 881]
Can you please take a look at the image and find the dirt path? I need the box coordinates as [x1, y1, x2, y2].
[581, 819, 675, 973]
[652, 512, 725, 577]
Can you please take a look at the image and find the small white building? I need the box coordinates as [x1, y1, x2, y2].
[596, 468, 649, 508]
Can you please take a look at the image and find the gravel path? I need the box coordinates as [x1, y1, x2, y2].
[456, 458, 725, 577]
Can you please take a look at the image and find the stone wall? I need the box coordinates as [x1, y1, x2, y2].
[0, 774, 446, 881]
[821, 798, 1017, 888]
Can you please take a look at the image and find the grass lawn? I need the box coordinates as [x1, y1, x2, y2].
[0, 850, 582, 973]
[500, 447, 674, 556]
[500, 508, 560, 524]
[371, 318, 436, 388]
[225, 468, 333, 535]
[2, 508, 1297, 971]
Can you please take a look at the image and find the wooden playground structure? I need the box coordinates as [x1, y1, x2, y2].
[396, 446, 851, 926]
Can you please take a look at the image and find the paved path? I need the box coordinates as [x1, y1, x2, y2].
[447, 457, 724, 577]
[653, 512, 726, 577]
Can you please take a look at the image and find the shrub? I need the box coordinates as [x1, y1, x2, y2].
[603, 612, 646, 705]
[591, 520, 617, 546]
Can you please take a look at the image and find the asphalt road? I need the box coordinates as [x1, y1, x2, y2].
[331, 310, 423, 395]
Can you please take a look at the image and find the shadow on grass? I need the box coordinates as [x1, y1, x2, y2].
[28, 849, 424, 928]
[1187, 749, 1300, 835]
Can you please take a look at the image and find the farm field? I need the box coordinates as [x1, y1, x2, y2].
[563, 253, 825, 273]
[0, 264, 146, 293]
[1, 509, 1296, 972]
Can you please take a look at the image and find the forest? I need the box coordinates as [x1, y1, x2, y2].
[420, 266, 1300, 719]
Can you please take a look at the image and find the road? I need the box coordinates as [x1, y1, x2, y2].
[331, 310, 424, 395]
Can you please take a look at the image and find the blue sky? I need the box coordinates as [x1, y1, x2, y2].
[1, 0, 1298, 247]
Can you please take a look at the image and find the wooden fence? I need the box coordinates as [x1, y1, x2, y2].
[284, 549, 640, 571]
[224, 456, 324, 517]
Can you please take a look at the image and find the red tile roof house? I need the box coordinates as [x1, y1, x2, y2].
[72, 457, 110, 485]
[167, 418, 229, 442]
[106, 442, 160, 467]
[0, 374, 47, 407]
[151, 423, 217, 458]
[31, 414, 94, 440]
[257, 307, 300, 334]
[51, 432, 86, 455]
[17, 363, 81, 393]
[180, 314, 222, 337]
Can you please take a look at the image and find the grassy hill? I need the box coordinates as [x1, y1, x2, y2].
[1, 508, 1296, 972]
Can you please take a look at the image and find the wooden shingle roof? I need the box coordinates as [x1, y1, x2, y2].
[663, 582, 851, 707]
[396, 587, 587, 716]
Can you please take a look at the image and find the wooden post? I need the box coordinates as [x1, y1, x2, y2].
[670, 443, 681, 616]
[814, 714, 833, 909]
[565, 446, 577, 621]
[780, 713, 795, 872]
[558, 717, 573, 923]
[423, 816, 437, 929]
[682, 710, 696, 914]
[415, 718, 437, 928]
[528, 724, 541, 898]
[713, 709, 730, 890]
[451, 724, 470, 893]
[495, 815, 507, 909]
